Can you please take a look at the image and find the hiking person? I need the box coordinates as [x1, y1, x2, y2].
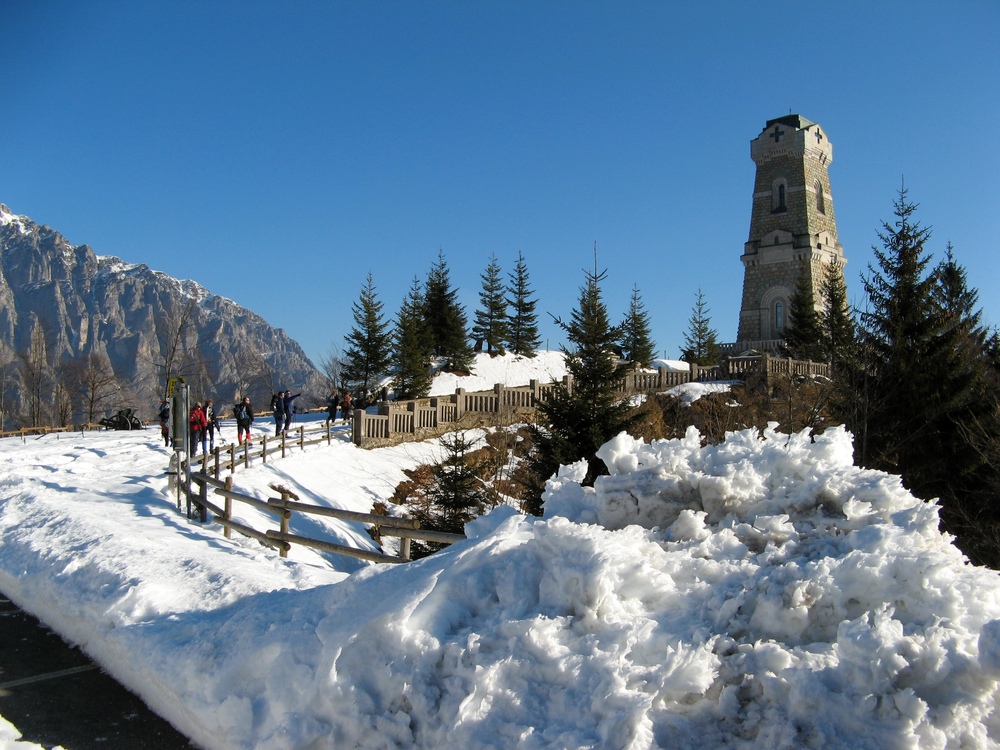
[189, 402, 208, 456]
[234, 396, 254, 444]
[204, 399, 220, 452]
[270, 391, 284, 435]
[325, 392, 339, 427]
[283, 390, 301, 432]
[157, 400, 170, 447]
[340, 391, 352, 423]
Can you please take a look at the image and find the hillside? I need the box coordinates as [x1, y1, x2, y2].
[0, 203, 321, 418]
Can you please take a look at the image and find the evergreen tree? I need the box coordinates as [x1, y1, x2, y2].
[342, 273, 393, 400]
[619, 285, 656, 367]
[529, 260, 638, 506]
[393, 276, 433, 400]
[854, 189, 992, 509]
[471, 254, 509, 355]
[423, 250, 474, 372]
[782, 271, 825, 361]
[428, 431, 490, 535]
[680, 288, 721, 365]
[819, 261, 855, 363]
[506, 251, 541, 357]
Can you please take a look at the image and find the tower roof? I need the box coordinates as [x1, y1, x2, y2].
[764, 114, 816, 131]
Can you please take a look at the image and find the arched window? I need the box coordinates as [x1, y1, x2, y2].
[815, 180, 825, 214]
[775, 301, 784, 330]
[772, 179, 787, 212]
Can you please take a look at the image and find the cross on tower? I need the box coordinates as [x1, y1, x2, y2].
[770, 128, 784, 143]
[815, 130, 824, 143]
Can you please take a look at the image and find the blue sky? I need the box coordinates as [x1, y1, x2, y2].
[2, 1, 998, 367]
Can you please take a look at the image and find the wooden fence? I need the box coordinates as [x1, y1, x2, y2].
[176, 421, 465, 564]
[350, 355, 828, 448]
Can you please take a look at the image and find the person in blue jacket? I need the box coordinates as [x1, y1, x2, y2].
[282, 390, 301, 432]
[270, 391, 285, 435]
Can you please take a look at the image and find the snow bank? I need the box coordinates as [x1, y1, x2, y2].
[3, 424, 1000, 748]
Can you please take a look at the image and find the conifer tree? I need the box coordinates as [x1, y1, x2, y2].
[506, 251, 541, 357]
[782, 271, 825, 361]
[342, 273, 393, 400]
[680, 288, 721, 365]
[471, 254, 509, 355]
[620, 285, 656, 367]
[423, 251, 474, 372]
[854, 189, 992, 509]
[819, 261, 855, 363]
[393, 276, 433, 400]
[529, 259, 638, 506]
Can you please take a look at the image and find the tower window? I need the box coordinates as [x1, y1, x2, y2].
[775, 301, 784, 330]
[772, 179, 787, 212]
[816, 180, 825, 214]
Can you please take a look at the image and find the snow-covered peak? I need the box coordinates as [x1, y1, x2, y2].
[0, 203, 28, 235]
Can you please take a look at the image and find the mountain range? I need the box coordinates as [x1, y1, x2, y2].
[0, 203, 322, 421]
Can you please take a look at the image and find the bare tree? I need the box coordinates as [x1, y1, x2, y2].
[74, 352, 122, 424]
[319, 345, 345, 393]
[18, 323, 51, 427]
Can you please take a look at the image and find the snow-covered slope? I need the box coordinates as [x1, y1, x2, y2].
[2, 417, 1000, 748]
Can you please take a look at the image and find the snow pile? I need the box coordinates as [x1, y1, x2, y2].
[3, 423, 1000, 748]
[662, 380, 734, 406]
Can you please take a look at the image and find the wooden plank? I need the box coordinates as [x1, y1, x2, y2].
[265, 530, 403, 564]
[378, 527, 466, 544]
[268, 498, 419, 528]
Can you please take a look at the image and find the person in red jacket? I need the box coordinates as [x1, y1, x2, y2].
[189, 402, 208, 456]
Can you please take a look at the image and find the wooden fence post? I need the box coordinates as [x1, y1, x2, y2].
[278, 488, 291, 559]
[298, 426, 305, 450]
[213, 447, 221, 480]
[243, 440, 250, 469]
[198, 477, 208, 522]
[281, 430, 287, 458]
[223, 475, 233, 539]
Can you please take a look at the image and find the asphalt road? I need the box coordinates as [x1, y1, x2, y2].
[0, 593, 198, 749]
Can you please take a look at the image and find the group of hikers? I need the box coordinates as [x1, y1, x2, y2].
[156, 387, 356, 456]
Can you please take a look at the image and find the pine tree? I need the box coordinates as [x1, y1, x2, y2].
[854, 189, 991, 508]
[782, 271, 825, 361]
[342, 273, 393, 401]
[471, 254, 509, 356]
[393, 276, 433, 400]
[819, 261, 855, 363]
[620, 285, 656, 367]
[680, 288, 721, 365]
[423, 250, 474, 372]
[529, 259, 638, 506]
[506, 251, 541, 357]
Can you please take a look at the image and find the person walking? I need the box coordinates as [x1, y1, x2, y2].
[204, 399, 220, 452]
[340, 391, 352, 423]
[157, 400, 170, 447]
[325, 391, 339, 427]
[189, 402, 208, 456]
[283, 390, 302, 432]
[234, 396, 254, 444]
[271, 391, 285, 435]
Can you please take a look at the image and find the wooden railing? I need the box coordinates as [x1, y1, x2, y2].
[0, 423, 104, 440]
[349, 355, 827, 447]
[182, 474, 464, 564]
[173, 420, 465, 564]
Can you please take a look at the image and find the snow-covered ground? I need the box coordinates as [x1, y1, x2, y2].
[2, 354, 1000, 749]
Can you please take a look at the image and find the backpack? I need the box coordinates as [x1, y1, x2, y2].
[235, 403, 248, 421]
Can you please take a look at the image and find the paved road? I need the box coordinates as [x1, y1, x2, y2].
[0, 594, 198, 749]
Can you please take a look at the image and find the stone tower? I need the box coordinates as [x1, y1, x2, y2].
[735, 114, 847, 349]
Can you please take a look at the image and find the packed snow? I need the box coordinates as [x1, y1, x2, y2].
[2, 358, 1000, 748]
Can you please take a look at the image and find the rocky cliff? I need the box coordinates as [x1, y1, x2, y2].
[0, 203, 322, 419]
